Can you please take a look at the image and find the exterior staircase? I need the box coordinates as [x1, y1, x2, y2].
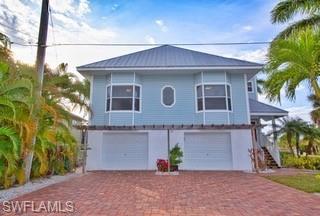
[258, 134, 281, 169]
[262, 147, 280, 168]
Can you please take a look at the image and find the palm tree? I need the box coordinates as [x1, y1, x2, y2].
[0, 62, 34, 187]
[0, 58, 90, 187]
[264, 28, 320, 102]
[271, 0, 320, 39]
[308, 94, 320, 126]
[303, 124, 320, 155]
[29, 63, 89, 178]
[0, 34, 90, 187]
[274, 118, 308, 157]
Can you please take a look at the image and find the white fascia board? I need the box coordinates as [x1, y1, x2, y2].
[77, 65, 263, 72]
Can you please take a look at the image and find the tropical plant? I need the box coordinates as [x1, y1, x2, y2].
[30, 63, 89, 178]
[264, 28, 320, 102]
[303, 124, 320, 155]
[271, 0, 320, 39]
[169, 144, 183, 166]
[281, 153, 320, 170]
[308, 94, 320, 126]
[0, 62, 34, 188]
[0, 127, 21, 188]
[274, 118, 308, 157]
[0, 50, 90, 188]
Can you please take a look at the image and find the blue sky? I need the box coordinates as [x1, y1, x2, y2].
[0, 0, 313, 121]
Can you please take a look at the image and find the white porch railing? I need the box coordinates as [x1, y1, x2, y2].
[259, 134, 281, 167]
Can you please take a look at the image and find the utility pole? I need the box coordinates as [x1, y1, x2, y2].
[24, 0, 49, 181]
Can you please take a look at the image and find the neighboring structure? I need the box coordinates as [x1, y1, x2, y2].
[77, 45, 287, 171]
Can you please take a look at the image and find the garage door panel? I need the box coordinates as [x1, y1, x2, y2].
[102, 133, 148, 170]
[184, 132, 232, 170]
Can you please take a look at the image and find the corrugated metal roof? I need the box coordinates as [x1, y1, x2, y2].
[249, 99, 288, 115]
[77, 45, 263, 69]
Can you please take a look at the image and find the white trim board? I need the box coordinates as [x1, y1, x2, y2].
[78, 66, 263, 71]
[244, 74, 251, 124]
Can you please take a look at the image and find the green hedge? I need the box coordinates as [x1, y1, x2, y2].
[281, 152, 320, 170]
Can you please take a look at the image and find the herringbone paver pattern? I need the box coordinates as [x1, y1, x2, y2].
[1, 171, 320, 215]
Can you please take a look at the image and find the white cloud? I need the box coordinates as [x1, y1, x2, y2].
[145, 35, 156, 44]
[78, 0, 91, 16]
[155, 19, 168, 32]
[242, 25, 253, 32]
[231, 48, 267, 63]
[49, 0, 76, 15]
[1, 0, 117, 73]
[286, 106, 312, 122]
[111, 4, 119, 11]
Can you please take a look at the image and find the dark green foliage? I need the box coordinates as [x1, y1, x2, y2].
[0, 41, 90, 188]
[281, 152, 320, 170]
[169, 144, 183, 166]
[271, 0, 320, 39]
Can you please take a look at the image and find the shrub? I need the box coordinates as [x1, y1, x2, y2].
[281, 153, 320, 170]
[169, 144, 183, 166]
[156, 159, 168, 172]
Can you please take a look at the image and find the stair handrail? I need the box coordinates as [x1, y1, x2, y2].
[260, 133, 281, 167]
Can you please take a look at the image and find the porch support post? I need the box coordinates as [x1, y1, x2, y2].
[251, 126, 259, 173]
[167, 129, 170, 173]
[82, 126, 88, 174]
[272, 117, 277, 146]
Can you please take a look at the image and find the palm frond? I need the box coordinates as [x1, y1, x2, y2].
[271, 0, 320, 24]
[274, 14, 320, 39]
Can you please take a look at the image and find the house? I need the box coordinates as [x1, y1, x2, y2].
[77, 45, 288, 171]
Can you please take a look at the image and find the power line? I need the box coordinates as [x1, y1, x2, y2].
[9, 41, 272, 47]
[45, 41, 271, 47]
[11, 41, 271, 47]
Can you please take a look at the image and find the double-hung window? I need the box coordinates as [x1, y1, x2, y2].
[106, 85, 141, 112]
[247, 81, 253, 92]
[196, 84, 232, 111]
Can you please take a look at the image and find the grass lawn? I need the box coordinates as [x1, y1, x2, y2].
[265, 174, 320, 193]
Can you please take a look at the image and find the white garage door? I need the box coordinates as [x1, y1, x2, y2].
[183, 132, 232, 170]
[101, 132, 148, 170]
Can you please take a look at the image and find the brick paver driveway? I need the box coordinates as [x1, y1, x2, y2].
[2, 171, 320, 215]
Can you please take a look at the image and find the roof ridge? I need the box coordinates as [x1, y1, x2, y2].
[77, 45, 263, 69]
[166, 45, 262, 66]
[77, 45, 167, 69]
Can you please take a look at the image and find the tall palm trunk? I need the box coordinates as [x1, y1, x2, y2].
[286, 133, 295, 155]
[306, 139, 314, 155]
[295, 133, 300, 157]
[311, 79, 320, 99]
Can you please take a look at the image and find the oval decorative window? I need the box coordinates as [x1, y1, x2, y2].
[162, 86, 175, 107]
